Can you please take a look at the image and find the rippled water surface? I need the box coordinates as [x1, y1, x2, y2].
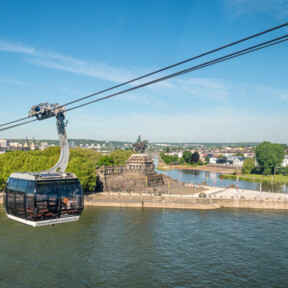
[1, 206, 288, 288]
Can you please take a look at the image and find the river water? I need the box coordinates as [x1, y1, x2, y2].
[154, 157, 286, 193]
[158, 169, 286, 193]
[1, 205, 288, 288]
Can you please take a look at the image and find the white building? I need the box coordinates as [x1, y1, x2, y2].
[165, 152, 182, 158]
[282, 155, 288, 167]
[209, 157, 217, 165]
[0, 139, 10, 154]
[41, 141, 49, 148]
[0, 139, 8, 147]
[9, 142, 20, 148]
[232, 157, 245, 167]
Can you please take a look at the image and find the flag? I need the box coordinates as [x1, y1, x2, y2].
[221, 176, 223, 182]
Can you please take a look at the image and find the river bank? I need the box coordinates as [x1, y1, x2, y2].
[84, 192, 220, 210]
[221, 173, 288, 184]
[84, 188, 288, 210]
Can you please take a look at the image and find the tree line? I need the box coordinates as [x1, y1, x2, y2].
[160, 151, 203, 165]
[0, 147, 133, 192]
[242, 141, 287, 175]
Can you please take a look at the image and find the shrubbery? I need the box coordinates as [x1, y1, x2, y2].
[0, 147, 133, 192]
[160, 152, 178, 165]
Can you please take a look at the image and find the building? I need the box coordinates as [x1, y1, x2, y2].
[30, 137, 38, 151]
[282, 155, 288, 167]
[41, 141, 49, 148]
[209, 157, 217, 165]
[216, 156, 247, 167]
[0, 139, 8, 154]
[97, 154, 164, 192]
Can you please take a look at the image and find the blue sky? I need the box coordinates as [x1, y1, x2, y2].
[0, 0, 287, 143]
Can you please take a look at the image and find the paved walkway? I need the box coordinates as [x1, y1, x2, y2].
[194, 187, 288, 201]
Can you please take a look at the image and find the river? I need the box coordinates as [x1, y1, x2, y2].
[154, 158, 286, 193]
[159, 168, 286, 193]
[1, 206, 288, 288]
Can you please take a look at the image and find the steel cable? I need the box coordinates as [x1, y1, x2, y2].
[0, 22, 287, 128]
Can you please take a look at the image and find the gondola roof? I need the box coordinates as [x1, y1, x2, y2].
[9, 172, 77, 181]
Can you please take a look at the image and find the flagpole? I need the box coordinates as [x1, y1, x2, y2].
[237, 176, 239, 198]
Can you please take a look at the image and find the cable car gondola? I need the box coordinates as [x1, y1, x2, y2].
[3, 103, 84, 227]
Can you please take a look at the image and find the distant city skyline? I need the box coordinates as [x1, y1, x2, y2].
[0, 0, 287, 143]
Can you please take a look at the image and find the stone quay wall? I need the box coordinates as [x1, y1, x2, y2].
[213, 198, 288, 210]
[85, 192, 221, 210]
[1, 192, 288, 210]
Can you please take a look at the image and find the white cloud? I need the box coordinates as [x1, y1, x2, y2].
[116, 92, 171, 108]
[0, 40, 35, 54]
[170, 78, 230, 102]
[0, 77, 23, 85]
[224, 0, 288, 19]
[24, 55, 135, 83]
[0, 39, 135, 83]
[1, 38, 287, 114]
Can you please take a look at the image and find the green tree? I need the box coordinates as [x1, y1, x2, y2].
[67, 157, 96, 192]
[204, 156, 210, 163]
[109, 149, 134, 165]
[160, 152, 178, 165]
[182, 150, 192, 163]
[242, 158, 255, 174]
[197, 159, 204, 166]
[97, 155, 114, 166]
[190, 152, 200, 164]
[255, 141, 285, 175]
[0, 178, 4, 190]
[0, 146, 135, 193]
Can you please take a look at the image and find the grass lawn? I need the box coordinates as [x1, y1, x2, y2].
[220, 174, 288, 184]
[156, 166, 170, 171]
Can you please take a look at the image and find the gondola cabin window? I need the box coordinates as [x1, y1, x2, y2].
[26, 182, 36, 221]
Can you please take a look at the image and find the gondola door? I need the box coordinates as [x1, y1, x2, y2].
[36, 181, 60, 220]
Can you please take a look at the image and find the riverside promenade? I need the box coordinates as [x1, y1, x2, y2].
[196, 186, 288, 210]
